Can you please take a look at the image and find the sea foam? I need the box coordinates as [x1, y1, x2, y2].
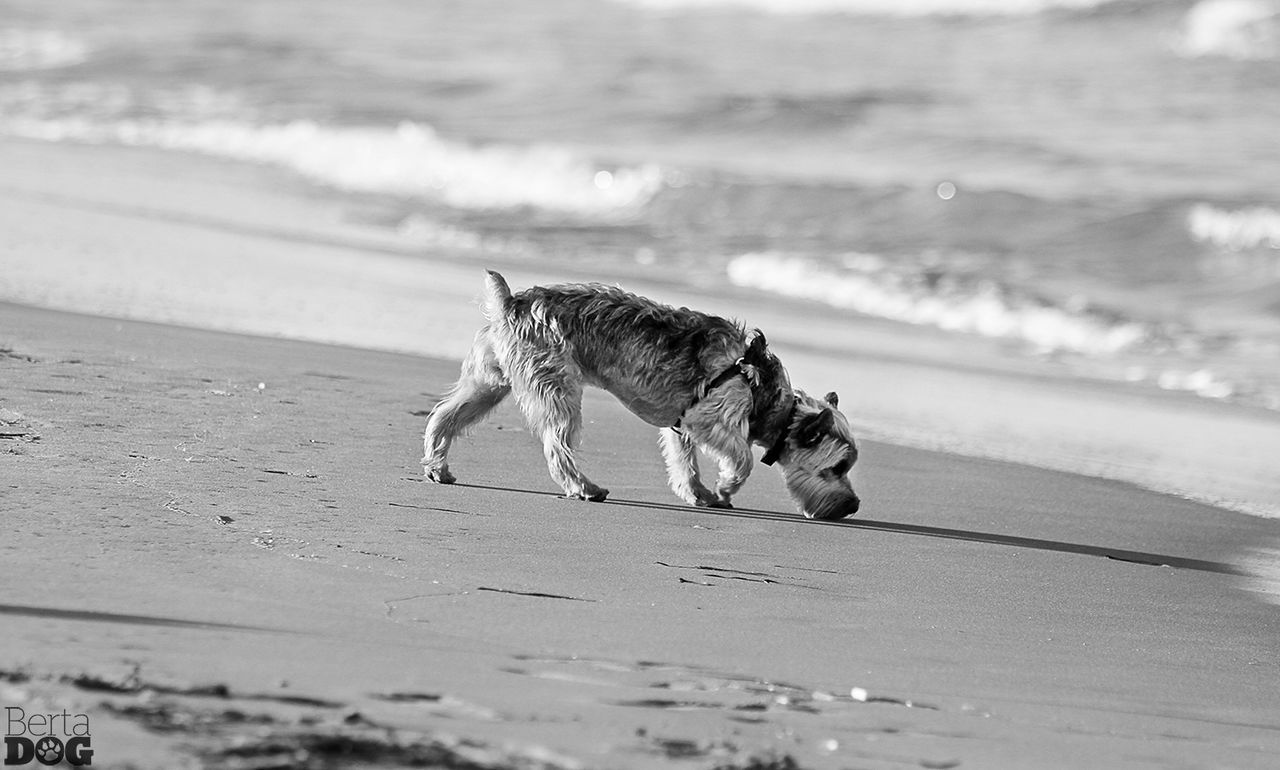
[1174, 0, 1278, 59]
[0, 29, 88, 71]
[1188, 203, 1280, 251]
[615, 0, 1118, 16]
[726, 252, 1148, 356]
[3, 116, 664, 216]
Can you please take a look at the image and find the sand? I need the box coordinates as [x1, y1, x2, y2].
[3, 137, 1280, 521]
[4, 302, 1280, 769]
[3, 136, 1280, 768]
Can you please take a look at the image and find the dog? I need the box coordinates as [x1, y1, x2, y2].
[422, 271, 860, 520]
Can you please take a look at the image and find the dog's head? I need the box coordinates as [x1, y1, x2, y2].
[771, 390, 860, 520]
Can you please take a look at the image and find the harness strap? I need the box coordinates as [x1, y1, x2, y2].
[758, 396, 796, 467]
[703, 359, 750, 394]
[672, 359, 747, 431]
[673, 359, 795, 466]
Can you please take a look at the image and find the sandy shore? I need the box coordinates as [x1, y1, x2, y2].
[3, 301, 1280, 769]
[3, 136, 1280, 768]
[3, 137, 1280, 521]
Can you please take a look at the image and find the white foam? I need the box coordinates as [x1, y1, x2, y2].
[727, 252, 1148, 356]
[1174, 0, 1278, 59]
[2, 116, 664, 216]
[1188, 203, 1280, 251]
[615, 0, 1117, 16]
[0, 29, 88, 71]
[1154, 368, 1236, 400]
[395, 214, 540, 256]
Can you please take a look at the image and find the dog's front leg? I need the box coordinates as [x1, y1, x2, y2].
[709, 435, 753, 507]
[681, 387, 754, 508]
[692, 419, 753, 508]
[658, 428, 723, 507]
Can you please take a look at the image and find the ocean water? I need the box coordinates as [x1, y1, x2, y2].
[3, 0, 1279, 408]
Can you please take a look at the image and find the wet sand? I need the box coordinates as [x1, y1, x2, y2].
[3, 301, 1280, 769]
[4, 137, 1280, 522]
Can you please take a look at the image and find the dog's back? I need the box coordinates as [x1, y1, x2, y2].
[490, 280, 745, 424]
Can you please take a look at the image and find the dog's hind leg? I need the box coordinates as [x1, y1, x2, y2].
[659, 428, 722, 507]
[511, 364, 609, 502]
[422, 328, 511, 484]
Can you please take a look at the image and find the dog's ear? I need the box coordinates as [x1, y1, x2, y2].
[824, 391, 839, 408]
[795, 408, 835, 448]
[745, 329, 768, 360]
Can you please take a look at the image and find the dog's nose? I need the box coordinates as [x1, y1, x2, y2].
[838, 494, 860, 518]
[834, 492, 860, 519]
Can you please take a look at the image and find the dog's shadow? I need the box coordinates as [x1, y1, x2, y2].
[453, 482, 1244, 578]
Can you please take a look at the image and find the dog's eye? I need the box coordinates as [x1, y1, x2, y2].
[830, 459, 851, 477]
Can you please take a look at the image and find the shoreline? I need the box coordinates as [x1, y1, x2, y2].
[2, 137, 1279, 519]
[3, 299, 1280, 769]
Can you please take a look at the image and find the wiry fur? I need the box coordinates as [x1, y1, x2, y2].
[422, 271, 861, 519]
[776, 390, 860, 520]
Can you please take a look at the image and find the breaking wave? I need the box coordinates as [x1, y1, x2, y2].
[1188, 203, 1280, 252]
[0, 29, 88, 71]
[1, 111, 664, 216]
[727, 251, 1149, 356]
[1173, 0, 1278, 59]
[615, 0, 1119, 16]
[727, 251, 1280, 409]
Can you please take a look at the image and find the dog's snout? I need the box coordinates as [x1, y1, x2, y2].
[803, 491, 860, 521]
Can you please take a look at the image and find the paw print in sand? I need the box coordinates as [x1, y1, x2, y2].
[35, 737, 63, 764]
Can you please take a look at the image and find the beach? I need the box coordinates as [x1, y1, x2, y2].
[4, 137, 1280, 518]
[3, 136, 1280, 768]
[4, 1, 1280, 766]
[4, 298, 1280, 769]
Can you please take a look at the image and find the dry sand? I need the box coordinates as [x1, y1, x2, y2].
[3, 302, 1280, 769]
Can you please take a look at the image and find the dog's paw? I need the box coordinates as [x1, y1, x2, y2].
[704, 490, 736, 509]
[424, 466, 456, 484]
[566, 485, 609, 502]
[698, 498, 733, 509]
[672, 483, 719, 508]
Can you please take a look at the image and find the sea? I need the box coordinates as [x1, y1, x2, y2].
[3, 0, 1279, 410]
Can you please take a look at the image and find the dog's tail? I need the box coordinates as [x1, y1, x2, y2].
[482, 269, 513, 323]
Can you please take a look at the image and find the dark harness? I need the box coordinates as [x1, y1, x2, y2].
[673, 359, 796, 466]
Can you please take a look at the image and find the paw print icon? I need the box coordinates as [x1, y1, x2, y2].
[35, 736, 64, 765]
